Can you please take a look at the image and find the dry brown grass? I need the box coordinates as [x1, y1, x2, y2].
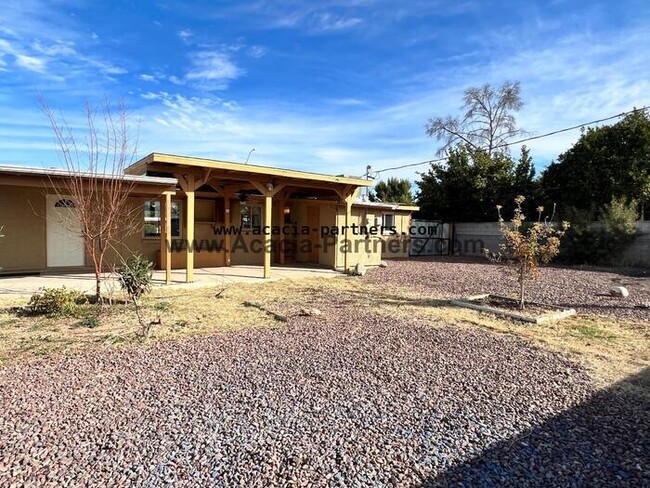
[0, 276, 647, 394]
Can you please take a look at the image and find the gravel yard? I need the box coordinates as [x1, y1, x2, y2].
[1, 294, 647, 486]
[364, 257, 650, 321]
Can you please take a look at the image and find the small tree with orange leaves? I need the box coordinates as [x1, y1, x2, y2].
[484, 196, 569, 309]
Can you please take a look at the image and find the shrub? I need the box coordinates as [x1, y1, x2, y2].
[153, 301, 171, 312]
[77, 316, 101, 328]
[559, 198, 638, 265]
[116, 254, 157, 338]
[117, 254, 154, 300]
[28, 287, 87, 317]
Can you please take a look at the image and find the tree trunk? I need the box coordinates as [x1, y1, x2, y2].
[94, 269, 101, 302]
[519, 265, 526, 310]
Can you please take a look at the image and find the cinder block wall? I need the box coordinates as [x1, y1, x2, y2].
[453, 221, 650, 266]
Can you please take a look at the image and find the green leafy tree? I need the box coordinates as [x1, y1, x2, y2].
[541, 109, 650, 220]
[369, 177, 414, 204]
[416, 145, 538, 221]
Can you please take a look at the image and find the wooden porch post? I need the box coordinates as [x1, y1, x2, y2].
[342, 188, 360, 273]
[249, 181, 286, 279]
[162, 191, 172, 284]
[277, 192, 286, 265]
[223, 191, 232, 266]
[185, 175, 195, 283]
[264, 193, 272, 278]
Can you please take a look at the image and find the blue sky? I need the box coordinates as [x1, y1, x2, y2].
[1, 0, 649, 184]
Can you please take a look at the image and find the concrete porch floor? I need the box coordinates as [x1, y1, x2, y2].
[0, 265, 341, 296]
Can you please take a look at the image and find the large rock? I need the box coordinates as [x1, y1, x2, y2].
[609, 285, 629, 298]
[354, 263, 367, 276]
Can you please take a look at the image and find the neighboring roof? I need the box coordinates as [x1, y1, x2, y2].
[353, 198, 420, 212]
[126, 153, 372, 187]
[0, 164, 178, 186]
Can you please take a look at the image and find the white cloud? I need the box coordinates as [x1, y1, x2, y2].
[0, 0, 126, 82]
[329, 98, 367, 106]
[14, 53, 46, 73]
[315, 13, 363, 31]
[248, 45, 267, 58]
[178, 29, 193, 44]
[183, 50, 244, 90]
[140, 91, 161, 100]
[139, 74, 156, 82]
[168, 75, 185, 85]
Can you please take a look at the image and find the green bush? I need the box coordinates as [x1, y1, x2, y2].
[28, 287, 87, 317]
[559, 198, 638, 265]
[77, 316, 101, 328]
[117, 254, 154, 300]
[153, 301, 171, 312]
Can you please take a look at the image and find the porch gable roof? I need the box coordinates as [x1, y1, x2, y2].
[125, 153, 372, 189]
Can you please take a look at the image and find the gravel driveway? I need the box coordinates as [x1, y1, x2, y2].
[364, 257, 650, 321]
[1, 296, 647, 486]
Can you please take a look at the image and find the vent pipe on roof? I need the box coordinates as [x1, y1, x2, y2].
[245, 148, 255, 164]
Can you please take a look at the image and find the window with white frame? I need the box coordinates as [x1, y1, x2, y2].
[382, 213, 395, 234]
[144, 200, 182, 238]
[240, 204, 262, 230]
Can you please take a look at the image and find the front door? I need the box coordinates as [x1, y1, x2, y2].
[46, 195, 85, 267]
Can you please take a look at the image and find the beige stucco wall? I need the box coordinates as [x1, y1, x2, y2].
[0, 186, 47, 272]
[0, 184, 413, 274]
[380, 211, 412, 259]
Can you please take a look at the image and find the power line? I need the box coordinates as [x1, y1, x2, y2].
[369, 105, 649, 177]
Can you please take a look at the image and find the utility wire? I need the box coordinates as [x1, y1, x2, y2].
[368, 105, 649, 177]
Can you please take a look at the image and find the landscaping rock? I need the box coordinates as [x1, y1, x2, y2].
[0, 296, 645, 486]
[363, 257, 650, 321]
[608, 285, 629, 298]
[299, 307, 321, 316]
[379, 261, 388, 268]
[354, 263, 367, 276]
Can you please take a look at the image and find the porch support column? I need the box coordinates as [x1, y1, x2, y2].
[250, 181, 287, 279]
[277, 192, 286, 265]
[178, 174, 196, 283]
[223, 191, 232, 266]
[264, 193, 272, 279]
[161, 191, 173, 285]
[340, 187, 360, 273]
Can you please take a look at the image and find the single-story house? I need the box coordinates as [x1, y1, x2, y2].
[0, 153, 419, 282]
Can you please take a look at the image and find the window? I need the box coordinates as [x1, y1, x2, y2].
[144, 200, 182, 238]
[54, 199, 76, 208]
[240, 204, 262, 230]
[382, 213, 395, 234]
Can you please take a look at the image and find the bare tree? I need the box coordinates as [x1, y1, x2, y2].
[40, 96, 140, 301]
[426, 81, 526, 156]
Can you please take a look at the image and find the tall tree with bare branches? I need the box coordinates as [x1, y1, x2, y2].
[426, 81, 526, 156]
[40, 96, 140, 301]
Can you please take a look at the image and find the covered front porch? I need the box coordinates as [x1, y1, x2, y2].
[0, 264, 341, 296]
[127, 153, 372, 284]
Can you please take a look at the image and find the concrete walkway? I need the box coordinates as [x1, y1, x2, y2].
[0, 265, 341, 296]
